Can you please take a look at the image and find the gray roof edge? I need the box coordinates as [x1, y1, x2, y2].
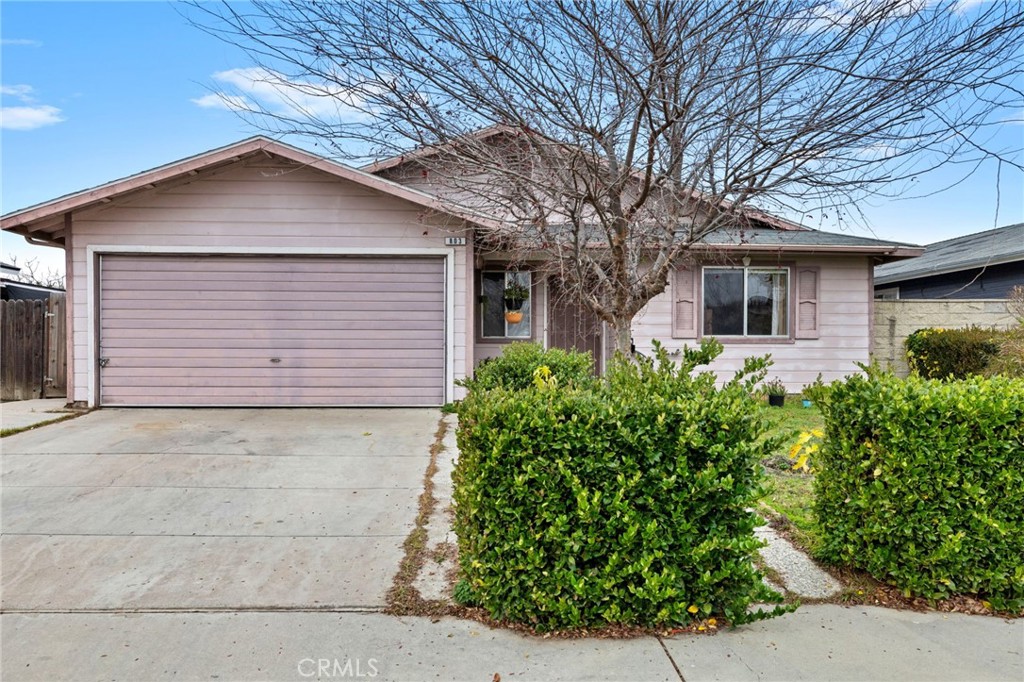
[874, 252, 1024, 285]
[874, 223, 1024, 282]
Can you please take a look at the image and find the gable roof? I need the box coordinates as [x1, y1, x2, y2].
[874, 223, 1024, 285]
[360, 124, 513, 175]
[363, 125, 809, 232]
[0, 136, 504, 246]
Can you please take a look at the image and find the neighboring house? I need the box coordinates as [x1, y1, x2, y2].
[0, 136, 920, 408]
[874, 224, 1024, 300]
[0, 262, 65, 301]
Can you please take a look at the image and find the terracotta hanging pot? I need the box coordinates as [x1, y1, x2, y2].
[504, 310, 524, 324]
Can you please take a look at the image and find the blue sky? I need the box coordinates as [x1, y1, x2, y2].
[2, 1, 1022, 278]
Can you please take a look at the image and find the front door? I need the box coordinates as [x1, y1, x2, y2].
[547, 278, 603, 372]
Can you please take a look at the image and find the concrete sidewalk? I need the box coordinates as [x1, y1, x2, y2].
[1, 398, 76, 432]
[2, 606, 1020, 681]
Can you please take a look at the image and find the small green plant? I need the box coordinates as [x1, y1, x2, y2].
[453, 578, 481, 607]
[456, 342, 594, 393]
[763, 378, 786, 396]
[801, 373, 828, 405]
[503, 281, 530, 302]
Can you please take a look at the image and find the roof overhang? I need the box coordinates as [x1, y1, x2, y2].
[875, 252, 1024, 285]
[1, 136, 504, 247]
[697, 243, 923, 260]
[0, 278, 65, 295]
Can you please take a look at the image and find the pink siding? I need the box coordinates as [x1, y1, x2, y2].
[69, 157, 469, 405]
[631, 256, 873, 390]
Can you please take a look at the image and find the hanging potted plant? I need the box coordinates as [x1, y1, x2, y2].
[503, 280, 530, 323]
[764, 378, 787, 407]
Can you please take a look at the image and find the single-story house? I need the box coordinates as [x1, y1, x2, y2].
[874, 223, 1024, 300]
[1, 136, 920, 408]
[0, 262, 65, 301]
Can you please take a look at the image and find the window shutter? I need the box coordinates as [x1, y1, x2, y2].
[794, 267, 820, 339]
[672, 266, 697, 338]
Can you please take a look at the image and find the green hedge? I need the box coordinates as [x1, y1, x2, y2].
[815, 369, 1024, 611]
[456, 341, 595, 392]
[452, 341, 789, 630]
[905, 327, 1003, 379]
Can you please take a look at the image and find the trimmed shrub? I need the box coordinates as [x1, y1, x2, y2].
[815, 368, 1024, 611]
[905, 327, 1003, 379]
[452, 340, 789, 630]
[456, 341, 595, 392]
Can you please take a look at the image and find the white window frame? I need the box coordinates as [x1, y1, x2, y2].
[702, 266, 790, 338]
[481, 270, 532, 339]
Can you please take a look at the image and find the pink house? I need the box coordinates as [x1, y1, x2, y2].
[1, 137, 920, 408]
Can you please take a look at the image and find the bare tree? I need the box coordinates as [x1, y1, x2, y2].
[189, 0, 1024, 353]
[4, 255, 65, 289]
[1007, 285, 1024, 327]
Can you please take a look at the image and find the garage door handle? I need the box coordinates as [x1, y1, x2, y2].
[270, 358, 281, 363]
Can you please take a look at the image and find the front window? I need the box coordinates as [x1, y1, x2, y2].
[481, 271, 532, 338]
[703, 267, 789, 337]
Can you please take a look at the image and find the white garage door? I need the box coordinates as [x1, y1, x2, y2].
[99, 255, 446, 406]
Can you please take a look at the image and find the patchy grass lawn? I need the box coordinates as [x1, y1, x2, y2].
[759, 400, 825, 554]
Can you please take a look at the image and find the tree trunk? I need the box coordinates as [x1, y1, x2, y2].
[612, 318, 633, 357]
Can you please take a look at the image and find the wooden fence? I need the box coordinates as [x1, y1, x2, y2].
[1, 296, 67, 401]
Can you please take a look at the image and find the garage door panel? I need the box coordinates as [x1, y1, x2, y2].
[101, 257, 444, 275]
[101, 298, 444, 313]
[109, 357, 440, 370]
[101, 269, 445, 285]
[101, 307, 446, 323]
[100, 373, 444, 389]
[100, 255, 446, 406]
[100, 336, 443, 350]
[104, 347, 445, 360]
[101, 393, 432, 407]
[101, 289, 444, 304]
[102, 319, 447, 337]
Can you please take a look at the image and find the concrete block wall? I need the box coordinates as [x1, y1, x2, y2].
[873, 299, 1016, 376]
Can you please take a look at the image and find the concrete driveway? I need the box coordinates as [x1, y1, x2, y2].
[1, 408, 438, 612]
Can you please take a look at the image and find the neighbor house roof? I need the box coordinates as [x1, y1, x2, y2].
[874, 223, 1024, 285]
[0, 136, 504, 246]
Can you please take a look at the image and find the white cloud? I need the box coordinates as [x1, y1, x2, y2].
[191, 93, 252, 112]
[1, 105, 65, 130]
[2, 84, 36, 102]
[1, 38, 42, 47]
[953, 0, 989, 13]
[0, 84, 64, 130]
[200, 67, 367, 120]
[858, 143, 901, 159]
